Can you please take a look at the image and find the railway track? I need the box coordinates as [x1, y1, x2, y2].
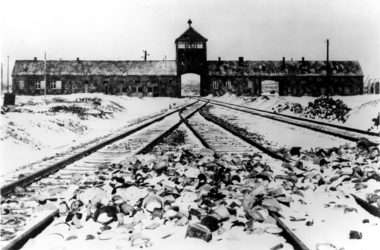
[181, 111, 309, 250]
[180, 106, 379, 250]
[0, 101, 204, 249]
[1, 100, 378, 250]
[1, 102, 197, 197]
[195, 97, 379, 144]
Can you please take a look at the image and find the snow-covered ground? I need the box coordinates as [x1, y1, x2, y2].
[0, 93, 189, 176]
[210, 93, 380, 133]
[209, 106, 352, 150]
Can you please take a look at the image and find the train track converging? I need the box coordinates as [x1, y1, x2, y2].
[1, 99, 378, 250]
[0, 101, 204, 249]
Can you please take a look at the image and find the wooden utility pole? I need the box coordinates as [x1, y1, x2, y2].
[326, 39, 330, 97]
[44, 52, 47, 99]
[142, 50, 150, 61]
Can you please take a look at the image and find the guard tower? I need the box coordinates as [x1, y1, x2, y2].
[175, 20, 208, 96]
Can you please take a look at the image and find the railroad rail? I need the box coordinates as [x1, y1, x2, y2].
[195, 97, 379, 143]
[1, 102, 197, 197]
[181, 105, 379, 250]
[1, 102, 205, 250]
[1, 100, 378, 250]
[180, 109, 309, 250]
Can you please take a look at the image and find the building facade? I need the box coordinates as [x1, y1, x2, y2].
[12, 21, 364, 97]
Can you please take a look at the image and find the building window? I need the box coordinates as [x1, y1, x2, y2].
[138, 87, 143, 92]
[226, 80, 232, 89]
[132, 87, 137, 92]
[50, 81, 62, 89]
[135, 80, 140, 84]
[147, 87, 153, 92]
[19, 80, 25, 89]
[122, 87, 128, 92]
[35, 80, 45, 89]
[178, 42, 203, 49]
[248, 80, 253, 89]
[213, 81, 218, 89]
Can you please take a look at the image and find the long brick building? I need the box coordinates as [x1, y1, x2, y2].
[12, 20, 363, 97]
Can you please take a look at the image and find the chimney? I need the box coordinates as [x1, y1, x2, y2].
[218, 57, 222, 66]
[326, 39, 329, 63]
[34, 57, 37, 61]
[238, 57, 244, 66]
[77, 57, 80, 63]
[282, 57, 285, 70]
[302, 57, 305, 63]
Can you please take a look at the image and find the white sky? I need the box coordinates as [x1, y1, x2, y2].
[1, 0, 379, 81]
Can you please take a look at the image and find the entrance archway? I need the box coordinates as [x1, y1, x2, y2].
[181, 73, 200, 97]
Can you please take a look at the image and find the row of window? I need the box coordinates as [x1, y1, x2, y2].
[177, 42, 204, 49]
[130, 86, 159, 93]
[212, 80, 254, 89]
[106, 80, 173, 85]
[18, 80, 62, 90]
[213, 80, 232, 89]
[19, 80, 173, 90]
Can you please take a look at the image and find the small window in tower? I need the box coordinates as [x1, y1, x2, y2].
[213, 81, 219, 89]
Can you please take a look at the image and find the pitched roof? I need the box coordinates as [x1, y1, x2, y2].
[12, 60, 177, 76]
[175, 27, 208, 43]
[208, 60, 363, 76]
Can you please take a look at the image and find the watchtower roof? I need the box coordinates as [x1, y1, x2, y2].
[175, 21, 207, 43]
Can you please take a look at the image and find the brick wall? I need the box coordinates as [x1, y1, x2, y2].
[207, 75, 363, 96]
[12, 75, 180, 97]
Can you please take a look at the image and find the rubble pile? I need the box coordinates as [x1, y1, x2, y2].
[274, 96, 351, 122]
[1, 117, 379, 250]
[1, 134, 375, 250]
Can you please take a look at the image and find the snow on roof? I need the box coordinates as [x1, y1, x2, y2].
[208, 60, 363, 76]
[12, 60, 177, 76]
[175, 26, 208, 43]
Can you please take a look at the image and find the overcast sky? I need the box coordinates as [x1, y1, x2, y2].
[1, 0, 379, 80]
